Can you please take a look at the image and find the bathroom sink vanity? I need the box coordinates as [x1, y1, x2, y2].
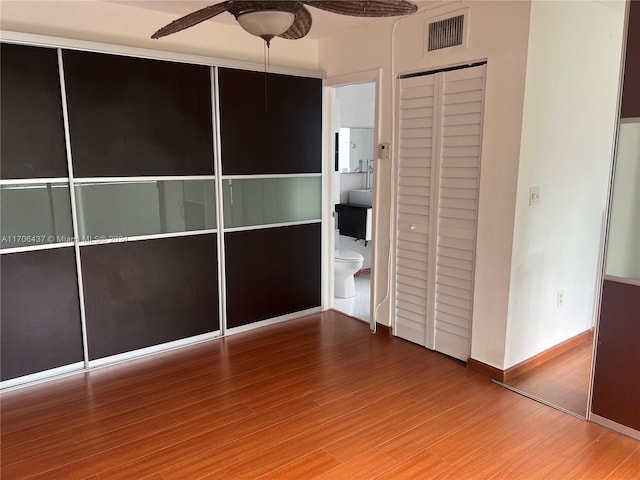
[348, 189, 373, 207]
[335, 203, 372, 242]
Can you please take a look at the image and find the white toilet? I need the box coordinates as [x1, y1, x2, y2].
[334, 250, 364, 299]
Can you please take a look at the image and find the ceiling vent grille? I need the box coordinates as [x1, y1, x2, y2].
[428, 14, 464, 51]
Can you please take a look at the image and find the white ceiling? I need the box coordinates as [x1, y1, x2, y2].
[108, 1, 444, 40]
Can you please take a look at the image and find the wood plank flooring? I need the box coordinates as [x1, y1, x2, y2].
[505, 331, 594, 417]
[1, 311, 638, 479]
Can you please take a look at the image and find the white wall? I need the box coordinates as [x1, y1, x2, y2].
[505, 1, 626, 368]
[320, 1, 531, 369]
[336, 83, 376, 128]
[0, 0, 318, 69]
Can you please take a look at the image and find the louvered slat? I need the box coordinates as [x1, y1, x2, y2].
[400, 117, 434, 129]
[442, 112, 482, 126]
[437, 283, 473, 301]
[400, 108, 434, 120]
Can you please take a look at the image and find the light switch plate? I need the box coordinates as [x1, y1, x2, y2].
[529, 186, 540, 206]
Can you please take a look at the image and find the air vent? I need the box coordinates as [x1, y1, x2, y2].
[428, 14, 464, 51]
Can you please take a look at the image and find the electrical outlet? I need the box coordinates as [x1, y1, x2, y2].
[557, 290, 564, 308]
[529, 186, 540, 206]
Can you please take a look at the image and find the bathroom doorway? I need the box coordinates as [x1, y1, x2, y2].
[327, 74, 378, 327]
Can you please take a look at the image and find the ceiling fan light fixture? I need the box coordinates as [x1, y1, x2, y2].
[237, 10, 295, 41]
[151, 1, 418, 42]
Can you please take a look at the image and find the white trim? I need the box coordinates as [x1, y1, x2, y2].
[58, 48, 91, 368]
[87, 331, 221, 369]
[224, 219, 321, 233]
[589, 413, 640, 441]
[390, 71, 401, 338]
[370, 69, 382, 331]
[0, 362, 84, 391]
[77, 229, 217, 247]
[221, 173, 322, 180]
[0, 30, 324, 79]
[324, 69, 381, 88]
[324, 69, 382, 332]
[0, 242, 75, 255]
[225, 307, 322, 336]
[603, 275, 640, 287]
[321, 76, 332, 312]
[74, 176, 216, 184]
[213, 66, 228, 336]
[425, 71, 443, 350]
[0, 178, 68, 185]
[620, 117, 640, 124]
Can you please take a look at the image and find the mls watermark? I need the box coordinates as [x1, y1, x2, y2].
[1, 235, 129, 244]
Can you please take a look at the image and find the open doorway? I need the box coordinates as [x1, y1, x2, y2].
[329, 80, 377, 325]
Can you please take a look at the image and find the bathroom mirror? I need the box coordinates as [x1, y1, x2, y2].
[337, 127, 375, 173]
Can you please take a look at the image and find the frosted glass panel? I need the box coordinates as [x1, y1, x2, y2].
[223, 177, 321, 228]
[0, 182, 73, 249]
[605, 122, 640, 280]
[75, 180, 216, 240]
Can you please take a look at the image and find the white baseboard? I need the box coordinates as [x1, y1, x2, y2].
[0, 362, 84, 391]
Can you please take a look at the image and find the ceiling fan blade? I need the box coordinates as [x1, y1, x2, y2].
[151, 2, 229, 39]
[304, 0, 417, 17]
[279, 5, 312, 40]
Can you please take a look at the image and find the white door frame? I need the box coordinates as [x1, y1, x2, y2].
[323, 69, 382, 331]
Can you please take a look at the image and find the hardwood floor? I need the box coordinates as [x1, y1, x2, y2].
[1, 311, 638, 479]
[505, 332, 594, 417]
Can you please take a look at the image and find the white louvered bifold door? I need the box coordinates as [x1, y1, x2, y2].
[394, 74, 438, 347]
[433, 65, 484, 360]
[394, 64, 485, 361]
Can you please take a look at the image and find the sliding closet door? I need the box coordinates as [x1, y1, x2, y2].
[62, 50, 220, 361]
[394, 64, 485, 361]
[218, 68, 322, 329]
[1, 40, 323, 385]
[0, 43, 84, 382]
[591, 0, 640, 435]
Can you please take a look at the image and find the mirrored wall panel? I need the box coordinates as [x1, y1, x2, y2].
[0, 182, 74, 249]
[605, 122, 640, 281]
[75, 179, 216, 241]
[222, 176, 321, 229]
[338, 127, 375, 173]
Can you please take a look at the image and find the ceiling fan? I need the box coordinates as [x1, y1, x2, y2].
[151, 1, 419, 46]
